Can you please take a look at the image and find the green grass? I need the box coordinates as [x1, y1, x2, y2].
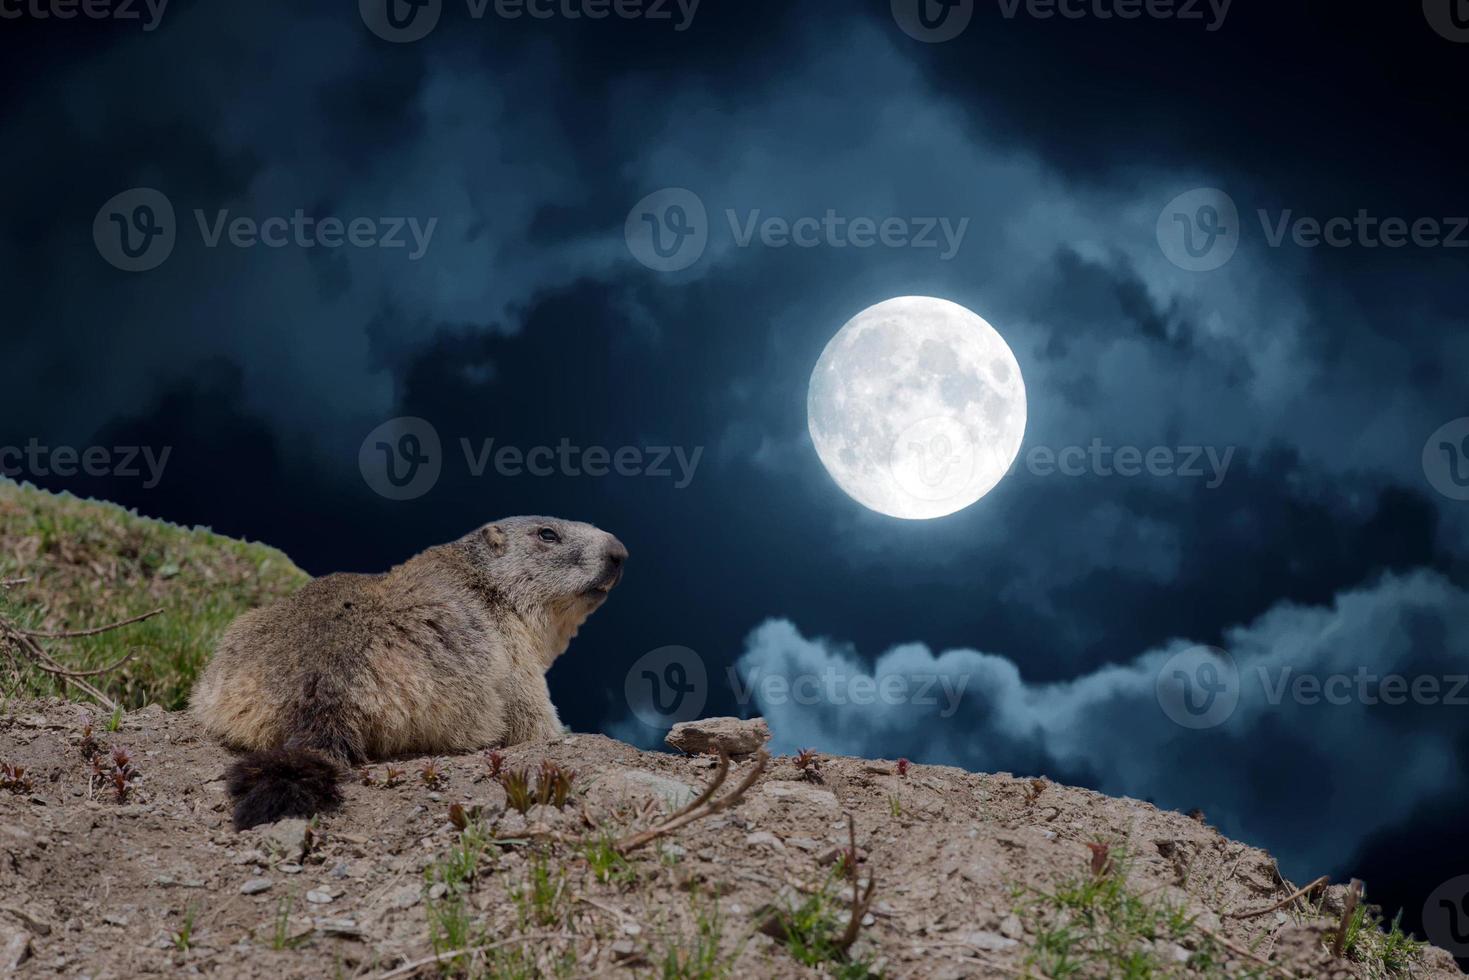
[1015, 850, 1265, 980]
[657, 891, 734, 980]
[0, 479, 308, 710]
[511, 852, 569, 929]
[583, 833, 637, 888]
[173, 903, 198, 952]
[761, 872, 877, 979]
[1336, 904, 1425, 979]
[270, 892, 308, 951]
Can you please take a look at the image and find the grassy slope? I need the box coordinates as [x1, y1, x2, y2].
[0, 479, 308, 710]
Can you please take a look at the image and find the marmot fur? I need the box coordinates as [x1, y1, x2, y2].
[191, 516, 627, 828]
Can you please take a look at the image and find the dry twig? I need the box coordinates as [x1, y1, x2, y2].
[834, 813, 877, 953]
[1332, 878, 1363, 958]
[613, 750, 768, 855]
[377, 931, 570, 979]
[16, 607, 162, 639]
[0, 606, 161, 709]
[1227, 875, 1329, 920]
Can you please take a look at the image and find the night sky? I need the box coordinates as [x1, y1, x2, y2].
[4, 0, 1469, 950]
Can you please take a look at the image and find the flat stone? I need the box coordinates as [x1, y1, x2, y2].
[261, 819, 310, 860]
[305, 890, 333, 905]
[956, 930, 1017, 953]
[610, 771, 698, 809]
[313, 918, 361, 938]
[0, 926, 30, 972]
[762, 781, 839, 809]
[665, 717, 771, 757]
[240, 878, 273, 895]
[746, 831, 785, 851]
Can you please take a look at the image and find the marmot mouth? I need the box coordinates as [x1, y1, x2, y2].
[584, 568, 622, 597]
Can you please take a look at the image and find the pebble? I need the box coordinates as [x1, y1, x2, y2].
[306, 890, 333, 905]
[746, 831, 785, 851]
[240, 878, 273, 895]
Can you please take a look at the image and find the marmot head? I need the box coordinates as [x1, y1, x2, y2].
[459, 516, 627, 616]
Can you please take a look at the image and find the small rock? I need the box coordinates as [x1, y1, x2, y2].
[665, 717, 771, 757]
[610, 938, 644, 964]
[278, 863, 303, 875]
[763, 782, 839, 809]
[232, 848, 267, 866]
[956, 930, 1017, 952]
[0, 926, 30, 972]
[306, 890, 333, 905]
[330, 861, 350, 879]
[621, 922, 642, 936]
[240, 878, 273, 895]
[391, 887, 421, 910]
[611, 771, 698, 809]
[102, 914, 129, 927]
[746, 831, 785, 851]
[261, 818, 310, 860]
[428, 883, 448, 901]
[313, 918, 361, 938]
[999, 914, 1024, 940]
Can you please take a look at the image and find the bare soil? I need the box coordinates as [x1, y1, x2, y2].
[0, 699, 1460, 979]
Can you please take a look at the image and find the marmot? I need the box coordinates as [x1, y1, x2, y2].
[191, 516, 627, 829]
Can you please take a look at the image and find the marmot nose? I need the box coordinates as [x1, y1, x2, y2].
[605, 536, 628, 568]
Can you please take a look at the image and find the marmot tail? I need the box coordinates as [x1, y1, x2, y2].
[225, 747, 343, 830]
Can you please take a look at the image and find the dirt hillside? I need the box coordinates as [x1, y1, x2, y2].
[0, 700, 1459, 979]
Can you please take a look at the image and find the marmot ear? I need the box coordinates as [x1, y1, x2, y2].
[481, 524, 507, 554]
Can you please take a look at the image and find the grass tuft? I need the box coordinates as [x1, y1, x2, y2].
[0, 480, 308, 710]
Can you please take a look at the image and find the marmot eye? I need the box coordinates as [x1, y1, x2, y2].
[538, 528, 561, 544]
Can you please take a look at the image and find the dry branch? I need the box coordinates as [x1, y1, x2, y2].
[1227, 875, 1330, 920]
[613, 750, 768, 855]
[0, 605, 161, 710]
[17, 607, 162, 639]
[834, 812, 877, 954]
[1331, 878, 1363, 958]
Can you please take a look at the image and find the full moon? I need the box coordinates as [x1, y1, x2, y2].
[808, 296, 1027, 520]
